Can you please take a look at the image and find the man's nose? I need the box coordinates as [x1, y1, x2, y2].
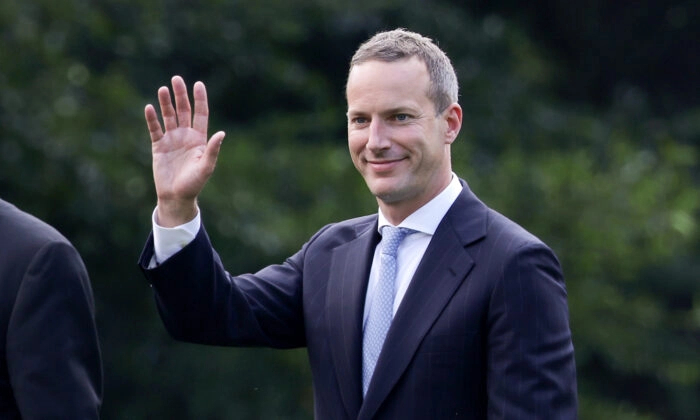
[366, 119, 391, 151]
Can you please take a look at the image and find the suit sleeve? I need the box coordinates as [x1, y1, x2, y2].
[487, 243, 578, 419]
[6, 241, 103, 419]
[139, 225, 308, 349]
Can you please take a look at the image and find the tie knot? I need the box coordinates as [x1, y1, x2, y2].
[380, 226, 414, 257]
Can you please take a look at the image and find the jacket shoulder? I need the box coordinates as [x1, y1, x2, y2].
[305, 214, 377, 249]
[486, 208, 548, 249]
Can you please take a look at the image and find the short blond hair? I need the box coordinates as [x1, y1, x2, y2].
[349, 28, 459, 114]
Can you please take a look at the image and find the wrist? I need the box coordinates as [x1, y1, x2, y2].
[156, 199, 198, 227]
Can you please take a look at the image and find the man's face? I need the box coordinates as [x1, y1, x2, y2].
[346, 57, 461, 221]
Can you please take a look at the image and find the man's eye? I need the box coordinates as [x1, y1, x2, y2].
[394, 114, 410, 121]
[352, 117, 368, 124]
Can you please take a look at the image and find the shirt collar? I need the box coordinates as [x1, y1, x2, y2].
[377, 173, 463, 235]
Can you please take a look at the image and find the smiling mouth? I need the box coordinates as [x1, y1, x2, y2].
[367, 158, 405, 172]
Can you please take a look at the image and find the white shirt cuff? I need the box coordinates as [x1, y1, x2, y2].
[151, 207, 201, 265]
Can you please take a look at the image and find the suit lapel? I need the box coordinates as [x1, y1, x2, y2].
[359, 182, 488, 419]
[326, 218, 380, 419]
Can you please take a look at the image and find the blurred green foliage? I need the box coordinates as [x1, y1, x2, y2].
[0, 0, 697, 418]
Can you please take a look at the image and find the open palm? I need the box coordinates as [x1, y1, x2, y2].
[144, 76, 225, 225]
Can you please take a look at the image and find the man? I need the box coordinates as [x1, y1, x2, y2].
[139, 29, 577, 418]
[0, 199, 103, 418]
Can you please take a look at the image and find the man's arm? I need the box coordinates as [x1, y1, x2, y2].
[140, 225, 307, 349]
[487, 243, 578, 419]
[7, 241, 102, 418]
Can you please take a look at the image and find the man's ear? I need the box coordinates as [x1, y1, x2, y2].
[443, 103, 462, 144]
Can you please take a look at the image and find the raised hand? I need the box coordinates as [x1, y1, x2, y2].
[144, 76, 225, 227]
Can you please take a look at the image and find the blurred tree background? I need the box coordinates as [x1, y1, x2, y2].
[1, 0, 698, 418]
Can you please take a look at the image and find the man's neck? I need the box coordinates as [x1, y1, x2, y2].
[378, 173, 460, 226]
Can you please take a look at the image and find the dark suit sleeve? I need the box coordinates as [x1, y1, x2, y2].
[140, 225, 308, 349]
[487, 243, 577, 419]
[6, 241, 103, 419]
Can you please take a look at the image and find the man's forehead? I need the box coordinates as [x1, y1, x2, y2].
[348, 56, 427, 75]
[346, 57, 429, 93]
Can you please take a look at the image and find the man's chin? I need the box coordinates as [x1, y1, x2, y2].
[371, 188, 405, 205]
[364, 176, 410, 200]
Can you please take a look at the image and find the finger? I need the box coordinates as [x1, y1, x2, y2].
[144, 104, 164, 142]
[158, 86, 177, 132]
[172, 75, 191, 128]
[201, 131, 225, 176]
[192, 81, 209, 135]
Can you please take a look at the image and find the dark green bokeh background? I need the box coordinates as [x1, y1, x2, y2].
[1, 1, 698, 418]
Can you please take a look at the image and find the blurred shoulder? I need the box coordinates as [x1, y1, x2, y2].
[0, 199, 72, 254]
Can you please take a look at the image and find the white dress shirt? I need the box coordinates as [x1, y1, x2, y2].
[151, 175, 463, 316]
[362, 175, 462, 325]
[149, 209, 201, 267]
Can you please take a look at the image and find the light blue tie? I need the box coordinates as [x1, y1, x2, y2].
[362, 226, 413, 396]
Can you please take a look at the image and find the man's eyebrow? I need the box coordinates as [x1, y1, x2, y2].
[347, 106, 418, 117]
[382, 106, 416, 115]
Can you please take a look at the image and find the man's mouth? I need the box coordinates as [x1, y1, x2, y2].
[367, 157, 406, 173]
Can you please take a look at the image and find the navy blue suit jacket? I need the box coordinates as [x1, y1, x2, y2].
[0, 199, 103, 419]
[139, 181, 577, 419]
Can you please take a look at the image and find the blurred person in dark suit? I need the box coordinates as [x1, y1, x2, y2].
[139, 29, 577, 419]
[0, 199, 102, 418]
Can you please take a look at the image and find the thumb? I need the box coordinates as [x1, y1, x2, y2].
[202, 131, 225, 175]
